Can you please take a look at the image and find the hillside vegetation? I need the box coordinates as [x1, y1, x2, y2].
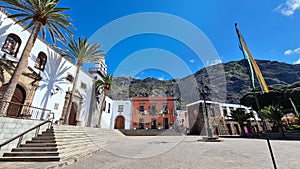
[109, 60, 300, 104]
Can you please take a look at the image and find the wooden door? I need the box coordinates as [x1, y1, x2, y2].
[114, 116, 125, 129]
[0, 84, 25, 117]
[68, 103, 77, 125]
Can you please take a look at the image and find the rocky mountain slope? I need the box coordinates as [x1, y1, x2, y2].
[108, 60, 300, 104]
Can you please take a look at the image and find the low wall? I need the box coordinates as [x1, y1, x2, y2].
[0, 117, 48, 155]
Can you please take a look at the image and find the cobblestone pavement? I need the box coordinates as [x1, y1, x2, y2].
[64, 136, 299, 169]
[1, 136, 299, 169]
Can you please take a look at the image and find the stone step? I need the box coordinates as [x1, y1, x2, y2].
[38, 133, 55, 137]
[19, 143, 57, 147]
[3, 152, 59, 157]
[32, 136, 56, 140]
[26, 140, 56, 144]
[12, 147, 58, 152]
[0, 156, 60, 162]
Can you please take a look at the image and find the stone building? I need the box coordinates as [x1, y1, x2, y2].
[186, 100, 262, 136]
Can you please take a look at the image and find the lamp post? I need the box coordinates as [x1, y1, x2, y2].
[198, 84, 220, 142]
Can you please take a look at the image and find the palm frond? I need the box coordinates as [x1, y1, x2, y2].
[1, 0, 75, 43]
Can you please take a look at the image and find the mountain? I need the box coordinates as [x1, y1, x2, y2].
[108, 60, 300, 104]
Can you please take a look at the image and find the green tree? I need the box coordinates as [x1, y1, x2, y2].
[0, 0, 74, 115]
[95, 74, 113, 127]
[261, 105, 286, 138]
[227, 108, 252, 136]
[62, 37, 105, 124]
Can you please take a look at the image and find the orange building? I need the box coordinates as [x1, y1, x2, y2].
[131, 97, 176, 129]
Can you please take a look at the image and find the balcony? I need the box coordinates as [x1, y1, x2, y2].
[88, 67, 106, 77]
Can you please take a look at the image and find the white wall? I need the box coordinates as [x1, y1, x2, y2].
[0, 11, 96, 125]
[75, 69, 94, 127]
[110, 100, 132, 130]
[100, 96, 113, 129]
[0, 11, 30, 63]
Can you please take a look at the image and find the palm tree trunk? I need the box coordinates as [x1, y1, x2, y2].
[0, 21, 42, 116]
[97, 90, 107, 128]
[64, 63, 81, 124]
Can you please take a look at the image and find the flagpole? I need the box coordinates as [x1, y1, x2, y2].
[235, 23, 277, 169]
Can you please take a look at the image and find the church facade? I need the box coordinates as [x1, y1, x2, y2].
[0, 9, 104, 127]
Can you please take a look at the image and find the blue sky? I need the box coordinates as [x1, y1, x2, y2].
[44, 1, 300, 79]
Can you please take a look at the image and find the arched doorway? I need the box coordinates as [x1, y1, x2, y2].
[68, 102, 77, 125]
[114, 115, 125, 129]
[0, 84, 26, 117]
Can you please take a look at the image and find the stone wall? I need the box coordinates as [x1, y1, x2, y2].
[0, 117, 49, 155]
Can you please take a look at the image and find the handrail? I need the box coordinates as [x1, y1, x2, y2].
[0, 116, 54, 150]
[0, 99, 52, 120]
[0, 100, 52, 112]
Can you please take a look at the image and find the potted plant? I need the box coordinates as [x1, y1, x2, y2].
[169, 121, 174, 129]
[145, 122, 150, 130]
[157, 122, 162, 130]
[133, 122, 137, 130]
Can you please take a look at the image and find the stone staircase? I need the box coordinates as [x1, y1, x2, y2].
[46, 125, 124, 159]
[0, 125, 125, 162]
[0, 127, 59, 162]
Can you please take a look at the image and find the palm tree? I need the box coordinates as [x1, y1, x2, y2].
[227, 108, 252, 136]
[95, 74, 113, 127]
[261, 105, 286, 138]
[0, 0, 74, 115]
[62, 37, 105, 125]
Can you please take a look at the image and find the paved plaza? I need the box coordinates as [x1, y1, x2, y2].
[1, 135, 299, 169]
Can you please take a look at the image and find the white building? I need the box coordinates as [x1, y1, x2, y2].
[110, 100, 132, 130]
[100, 96, 113, 129]
[0, 9, 102, 127]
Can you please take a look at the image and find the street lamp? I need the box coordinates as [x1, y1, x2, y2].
[198, 84, 220, 142]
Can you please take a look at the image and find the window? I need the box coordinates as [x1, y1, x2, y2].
[162, 103, 168, 114]
[150, 104, 156, 115]
[103, 101, 106, 111]
[139, 104, 145, 113]
[118, 105, 124, 112]
[66, 74, 74, 82]
[34, 52, 47, 71]
[54, 103, 59, 110]
[222, 107, 228, 117]
[108, 103, 111, 113]
[1, 33, 21, 57]
[80, 82, 87, 89]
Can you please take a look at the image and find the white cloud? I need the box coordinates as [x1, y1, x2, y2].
[158, 76, 165, 80]
[284, 49, 293, 55]
[284, 47, 300, 55]
[293, 58, 300, 64]
[294, 47, 300, 53]
[189, 59, 195, 63]
[275, 0, 300, 16]
[206, 59, 222, 66]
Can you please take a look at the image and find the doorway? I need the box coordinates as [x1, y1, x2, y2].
[163, 118, 169, 129]
[234, 124, 240, 135]
[0, 84, 26, 117]
[151, 118, 156, 129]
[68, 102, 77, 125]
[226, 124, 233, 135]
[139, 118, 144, 129]
[114, 115, 125, 129]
